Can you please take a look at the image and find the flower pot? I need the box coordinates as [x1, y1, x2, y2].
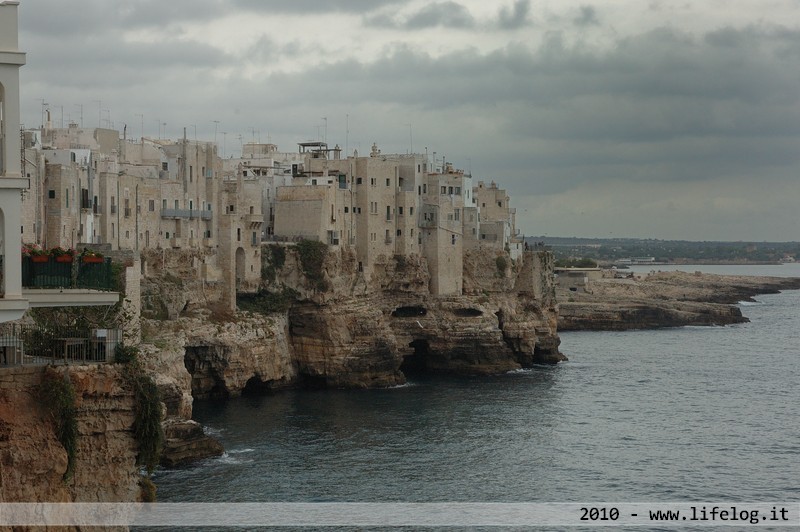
[30, 255, 49, 263]
[82, 256, 104, 263]
[55, 255, 74, 263]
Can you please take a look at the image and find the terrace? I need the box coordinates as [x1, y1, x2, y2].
[0, 322, 122, 366]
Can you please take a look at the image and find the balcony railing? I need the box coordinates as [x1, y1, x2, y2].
[0, 323, 122, 367]
[21, 256, 116, 291]
[161, 208, 213, 220]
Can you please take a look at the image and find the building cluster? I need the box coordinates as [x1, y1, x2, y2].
[1, 0, 526, 330]
[19, 122, 526, 296]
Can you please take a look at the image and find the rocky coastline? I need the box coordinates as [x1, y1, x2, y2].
[558, 271, 800, 331]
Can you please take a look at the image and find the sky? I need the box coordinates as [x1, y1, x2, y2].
[15, 0, 800, 241]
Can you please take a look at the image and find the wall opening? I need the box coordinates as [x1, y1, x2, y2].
[400, 339, 431, 377]
[391, 306, 427, 318]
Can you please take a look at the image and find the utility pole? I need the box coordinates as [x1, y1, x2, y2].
[213, 120, 219, 146]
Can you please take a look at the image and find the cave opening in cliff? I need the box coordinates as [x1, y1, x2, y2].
[401, 339, 432, 377]
[392, 306, 427, 318]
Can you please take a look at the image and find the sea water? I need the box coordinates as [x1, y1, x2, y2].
[153, 265, 800, 514]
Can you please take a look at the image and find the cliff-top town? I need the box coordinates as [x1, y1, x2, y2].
[21, 123, 524, 299]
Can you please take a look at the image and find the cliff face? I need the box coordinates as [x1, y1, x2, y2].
[0, 365, 141, 503]
[142, 247, 562, 396]
[137, 246, 565, 417]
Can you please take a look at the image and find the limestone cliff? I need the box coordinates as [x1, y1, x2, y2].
[140, 246, 562, 397]
[0, 365, 142, 503]
[558, 271, 800, 330]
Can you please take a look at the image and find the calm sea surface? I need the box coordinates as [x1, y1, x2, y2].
[154, 265, 800, 511]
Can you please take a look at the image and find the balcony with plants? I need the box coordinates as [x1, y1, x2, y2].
[21, 244, 116, 291]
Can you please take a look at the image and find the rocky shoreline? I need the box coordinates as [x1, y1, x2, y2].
[558, 271, 800, 331]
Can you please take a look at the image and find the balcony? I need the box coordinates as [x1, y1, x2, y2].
[161, 208, 213, 221]
[244, 214, 263, 227]
[22, 256, 116, 291]
[170, 237, 183, 248]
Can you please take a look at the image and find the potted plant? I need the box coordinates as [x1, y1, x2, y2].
[80, 249, 104, 263]
[50, 246, 75, 263]
[23, 243, 49, 263]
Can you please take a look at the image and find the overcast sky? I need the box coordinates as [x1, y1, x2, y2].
[16, 0, 800, 241]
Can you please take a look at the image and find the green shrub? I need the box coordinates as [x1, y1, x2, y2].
[39, 373, 78, 482]
[495, 255, 508, 276]
[130, 372, 163, 474]
[238, 287, 299, 314]
[555, 258, 598, 268]
[115, 344, 139, 364]
[296, 240, 329, 291]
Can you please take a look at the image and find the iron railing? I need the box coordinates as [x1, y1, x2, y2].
[0, 323, 122, 366]
[21, 256, 115, 291]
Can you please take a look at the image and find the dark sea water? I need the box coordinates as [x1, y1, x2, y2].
[153, 265, 800, 515]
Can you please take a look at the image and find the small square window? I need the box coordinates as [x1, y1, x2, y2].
[48, 190, 56, 199]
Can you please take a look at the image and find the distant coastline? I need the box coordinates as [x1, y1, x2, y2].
[557, 270, 800, 331]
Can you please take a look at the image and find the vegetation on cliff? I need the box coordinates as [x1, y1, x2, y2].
[296, 239, 329, 291]
[39, 371, 78, 481]
[118, 346, 164, 475]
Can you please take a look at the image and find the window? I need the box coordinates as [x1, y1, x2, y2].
[229, 205, 235, 213]
[398, 206, 403, 216]
[175, 200, 179, 209]
[386, 206, 391, 221]
[112, 223, 115, 238]
[441, 186, 447, 194]
[370, 178, 376, 186]
[498, 201, 502, 207]
[386, 178, 390, 186]
[48, 190, 55, 199]
[482, 203, 486, 208]
[126, 230, 130, 238]
[166, 231, 170, 239]
[357, 177, 363, 185]
[451, 234, 456, 245]
[455, 187, 461, 195]
[189, 200, 193, 210]
[149, 200, 155, 212]
[65, 189, 69, 208]
[417, 164, 421, 172]
[418, 186, 421, 195]
[162, 162, 168, 171]
[423, 184, 427, 194]
[448, 186, 453, 194]
[410, 207, 414, 215]
[455, 209, 460, 221]
[249, 206, 254, 214]
[252, 232, 257, 246]
[312, 179, 317, 185]
[397, 229, 402, 236]
[237, 228, 241, 242]
[344, 207, 349, 213]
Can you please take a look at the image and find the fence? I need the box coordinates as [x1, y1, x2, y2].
[0, 323, 122, 367]
[21, 256, 115, 291]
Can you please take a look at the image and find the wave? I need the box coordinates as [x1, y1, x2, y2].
[738, 300, 763, 306]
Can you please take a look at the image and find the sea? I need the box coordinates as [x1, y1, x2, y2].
[152, 264, 800, 527]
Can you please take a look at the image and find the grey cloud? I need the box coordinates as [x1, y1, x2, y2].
[365, 2, 476, 29]
[405, 2, 476, 29]
[232, 0, 409, 14]
[498, 0, 532, 30]
[18, 0, 227, 36]
[574, 5, 599, 27]
[23, 34, 230, 90]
